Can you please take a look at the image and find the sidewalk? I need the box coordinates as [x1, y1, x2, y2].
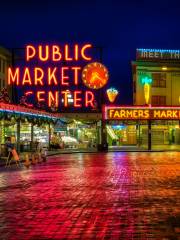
[1, 145, 180, 168]
[0, 148, 98, 167]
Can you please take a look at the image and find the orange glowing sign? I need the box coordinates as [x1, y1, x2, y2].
[105, 106, 180, 120]
[82, 62, 109, 89]
[7, 44, 108, 110]
[106, 88, 119, 103]
[26, 44, 92, 62]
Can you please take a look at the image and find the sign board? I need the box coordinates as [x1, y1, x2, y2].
[136, 48, 180, 61]
[104, 106, 180, 120]
[8, 44, 108, 112]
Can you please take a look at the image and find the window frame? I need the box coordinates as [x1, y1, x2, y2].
[152, 73, 166, 88]
[151, 95, 166, 106]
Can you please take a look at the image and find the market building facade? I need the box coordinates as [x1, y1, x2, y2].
[0, 46, 180, 156]
[106, 49, 180, 151]
[0, 44, 104, 155]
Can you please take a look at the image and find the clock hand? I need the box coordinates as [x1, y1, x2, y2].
[90, 72, 103, 84]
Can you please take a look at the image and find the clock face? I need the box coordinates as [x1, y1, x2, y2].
[82, 62, 109, 89]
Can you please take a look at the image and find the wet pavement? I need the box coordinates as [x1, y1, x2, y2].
[0, 152, 180, 240]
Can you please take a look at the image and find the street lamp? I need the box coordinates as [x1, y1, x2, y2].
[162, 66, 167, 71]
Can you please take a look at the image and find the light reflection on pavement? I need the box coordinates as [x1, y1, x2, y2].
[0, 152, 180, 240]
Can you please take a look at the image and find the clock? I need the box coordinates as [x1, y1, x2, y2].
[82, 62, 109, 89]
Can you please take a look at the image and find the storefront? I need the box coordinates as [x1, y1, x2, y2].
[0, 102, 102, 155]
[19, 122, 52, 151]
[5, 44, 106, 152]
[104, 106, 180, 150]
[0, 102, 57, 157]
[51, 113, 101, 150]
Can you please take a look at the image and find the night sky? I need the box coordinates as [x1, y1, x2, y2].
[1, 0, 180, 105]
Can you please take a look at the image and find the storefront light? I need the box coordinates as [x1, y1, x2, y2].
[74, 120, 82, 125]
[112, 125, 125, 130]
[61, 91, 74, 103]
[162, 66, 167, 71]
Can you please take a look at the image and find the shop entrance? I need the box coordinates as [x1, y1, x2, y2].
[106, 121, 143, 150]
[151, 120, 180, 150]
[106, 120, 180, 151]
[107, 124, 137, 146]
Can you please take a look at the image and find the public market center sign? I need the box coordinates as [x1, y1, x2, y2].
[8, 44, 108, 111]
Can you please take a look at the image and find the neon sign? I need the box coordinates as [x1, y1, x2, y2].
[141, 76, 152, 105]
[106, 88, 119, 103]
[104, 106, 180, 120]
[26, 44, 92, 61]
[137, 48, 180, 60]
[8, 44, 108, 110]
[82, 62, 109, 89]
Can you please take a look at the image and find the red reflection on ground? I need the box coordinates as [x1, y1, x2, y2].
[0, 152, 179, 239]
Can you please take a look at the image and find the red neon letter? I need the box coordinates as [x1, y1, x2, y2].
[71, 67, 81, 85]
[26, 45, 36, 61]
[8, 67, 19, 85]
[85, 91, 95, 107]
[22, 68, 32, 85]
[24, 91, 33, 107]
[34, 68, 44, 85]
[52, 45, 62, 61]
[74, 44, 79, 60]
[37, 91, 45, 103]
[81, 44, 92, 60]
[48, 91, 59, 107]
[74, 90, 82, 107]
[61, 67, 69, 86]
[48, 67, 58, 85]
[39, 45, 49, 61]
[61, 90, 69, 107]
[65, 44, 73, 61]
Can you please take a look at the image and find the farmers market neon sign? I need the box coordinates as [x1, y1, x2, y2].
[105, 106, 180, 120]
[8, 44, 108, 109]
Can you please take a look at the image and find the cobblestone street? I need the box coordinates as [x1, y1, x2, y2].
[0, 152, 180, 240]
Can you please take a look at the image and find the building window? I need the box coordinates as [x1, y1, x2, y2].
[152, 73, 166, 88]
[151, 95, 166, 106]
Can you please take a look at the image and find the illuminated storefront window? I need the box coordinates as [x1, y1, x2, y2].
[104, 106, 180, 150]
[52, 120, 97, 149]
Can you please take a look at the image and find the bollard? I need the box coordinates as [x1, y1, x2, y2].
[24, 153, 31, 168]
[34, 153, 39, 163]
[41, 148, 47, 162]
[31, 153, 37, 165]
[38, 153, 42, 163]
